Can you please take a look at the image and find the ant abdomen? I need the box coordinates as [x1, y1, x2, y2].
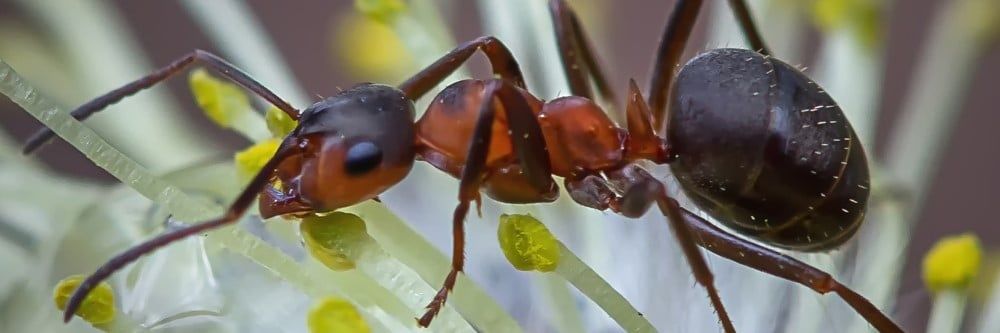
[668, 48, 870, 251]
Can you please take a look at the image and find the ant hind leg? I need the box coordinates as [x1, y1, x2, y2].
[605, 164, 737, 333]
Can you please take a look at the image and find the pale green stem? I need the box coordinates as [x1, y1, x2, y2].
[344, 202, 525, 332]
[12, 0, 216, 169]
[883, 0, 992, 207]
[206, 221, 435, 331]
[554, 243, 656, 333]
[538, 274, 586, 333]
[927, 290, 969, 333]
[337, 229, 475, 333]
[975, 272, 1000, 333]
[179, 0, 312, 108]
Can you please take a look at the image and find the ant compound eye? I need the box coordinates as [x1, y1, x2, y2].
[344, 140, 382, 175]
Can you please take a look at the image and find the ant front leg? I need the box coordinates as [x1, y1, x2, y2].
[22, 50, 299, 154]
[398, 36, 527, 101]
[547, 0, 617, 104]
[603, 165, 737, 333]
[59, 137, 301, 323]
[647, 0, 772, 130]
[417, 79, 556, 327]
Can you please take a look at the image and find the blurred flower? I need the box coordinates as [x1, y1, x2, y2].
[810, 0, 884, 50]
[924, 233, 983, 293]
[333, 12, 414, 83]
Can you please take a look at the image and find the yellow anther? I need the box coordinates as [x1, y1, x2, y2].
[301, 212, 370, 271]
[308, 297, 370, 333]
[957, 0, 1000, 45]
[810, 0, 883, 50]
[335, 12, 413, 82]
[188, 68, 252, 129]
[234, 138, 281, 183]
[923, 233, 982, 292]
[354, 0, 407, 24]
[266, 105, 298, 138]
[53, 275, 115, 325]
[497, 214, 561, 272]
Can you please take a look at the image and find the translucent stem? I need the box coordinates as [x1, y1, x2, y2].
[207, 222, 434, 331]
[538, 274, 586, 333]
[975, 272, 1000, 333]
[334, 225, 476, 332]
[553, 243, 656, 333]
[927, 290, 969, 333]
[344, 201, 525, 332]
[883, 0, 993, 206]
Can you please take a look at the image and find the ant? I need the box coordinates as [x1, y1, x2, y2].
[25, 0, 903, 332]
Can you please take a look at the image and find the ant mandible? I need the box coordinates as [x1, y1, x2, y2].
[26, 0, 903, 332]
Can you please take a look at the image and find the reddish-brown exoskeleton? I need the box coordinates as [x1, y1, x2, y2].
[27, 0, 902, 332]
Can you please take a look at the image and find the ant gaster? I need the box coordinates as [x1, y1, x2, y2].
[26, 0, 902, 332]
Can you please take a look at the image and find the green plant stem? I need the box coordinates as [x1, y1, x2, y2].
[207, 222, 437, 331]
[538, 274, 586, 333]
[883, 0, 993, 207]
[975, 272, 1000, 333]
[345, 202, 525, 332]
[927, 290, 969, 333]
[333, 226, 475, 333]
[553, 243, 656, 333]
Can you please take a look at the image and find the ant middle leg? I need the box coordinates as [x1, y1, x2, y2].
[22, 50, 299, 154]
[417, 79, 556, 327]
[398, 36, 527, 101]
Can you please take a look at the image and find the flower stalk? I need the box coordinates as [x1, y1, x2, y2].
[498, 214, 656, 332]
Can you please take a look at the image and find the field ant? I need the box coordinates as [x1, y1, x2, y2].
[26, 0, 902, 331]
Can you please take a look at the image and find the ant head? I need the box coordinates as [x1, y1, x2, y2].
[268, 83, 416, 215]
